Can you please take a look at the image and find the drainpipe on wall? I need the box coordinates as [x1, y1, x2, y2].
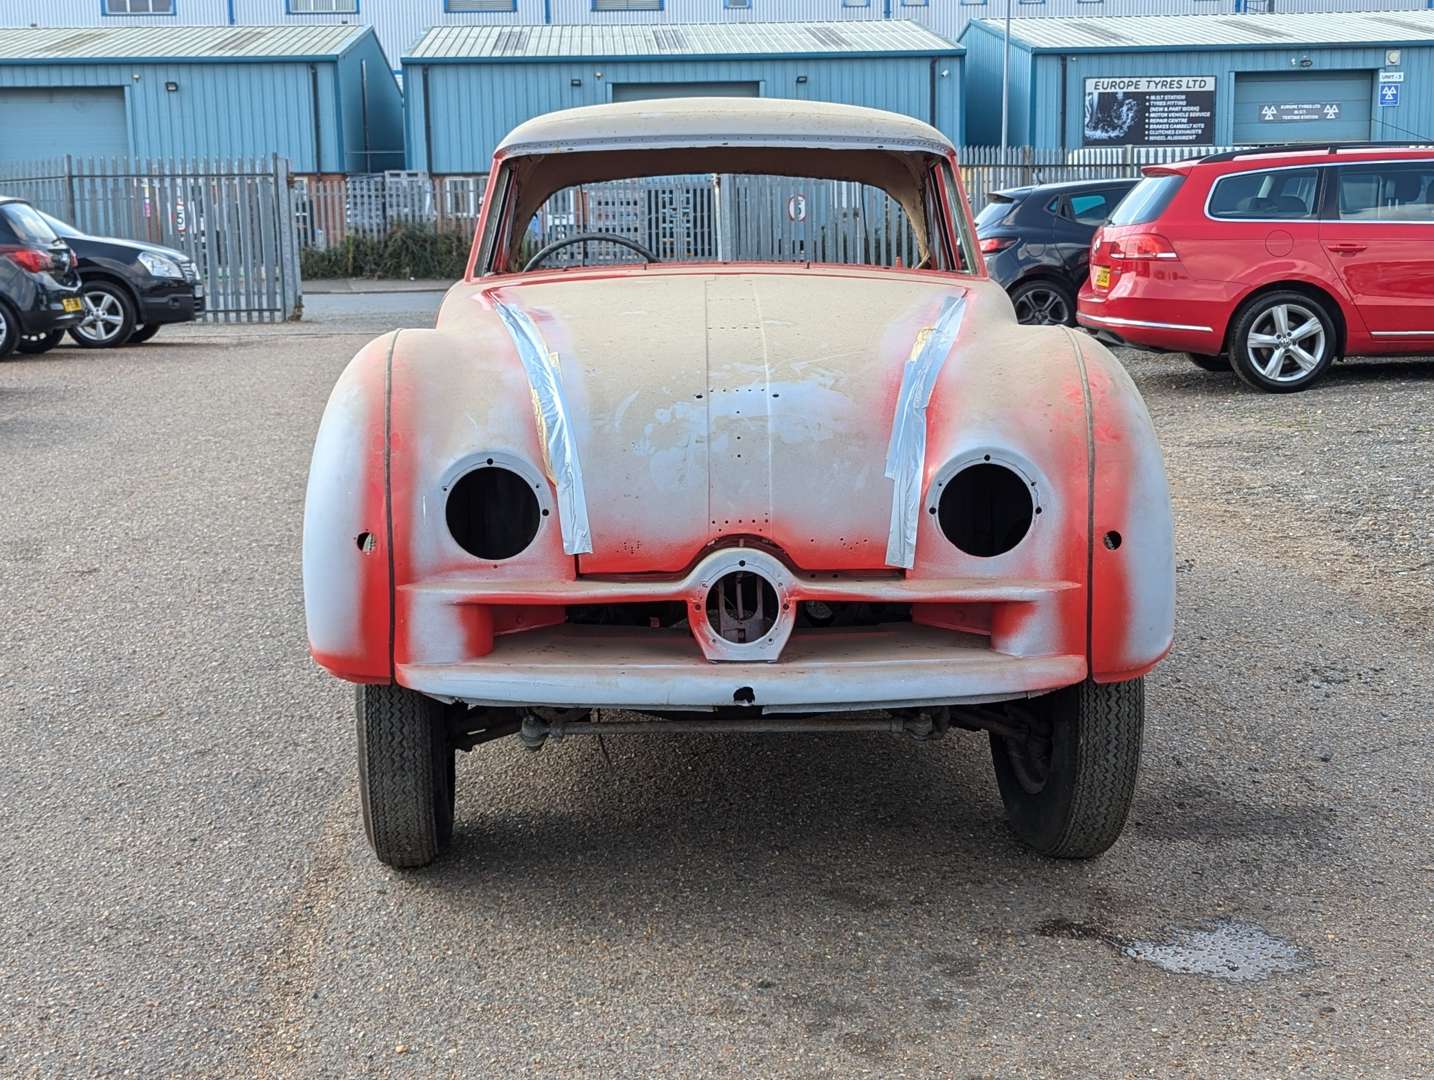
[226, 0, 235, 25]
[422, 67, 435, 176]
[309, 63, 323, 174]
[1059, 54, 1068, 151]
[544, 0, 553, 23]
[929, 57, 938, 130]
[1000, 0, 1012, 151]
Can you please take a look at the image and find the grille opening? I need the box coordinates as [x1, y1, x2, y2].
[446, 466, 540, 560]
[797, 601, 911, 628]
[706, 571, 778, 644]
[937, 463, 1034, 558]
[567, 602, 688, 629]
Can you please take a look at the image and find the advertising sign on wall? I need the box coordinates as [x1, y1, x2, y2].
[1083, 76, 1217, 146]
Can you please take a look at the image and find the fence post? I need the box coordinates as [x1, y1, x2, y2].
[274, 154, 303, 320]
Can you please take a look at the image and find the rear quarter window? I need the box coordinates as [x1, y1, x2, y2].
[1208, 168, 1320, 220]
[975, 197, 1016, 231]
[0, 202, 60, 245]
[1107, 175, 1185, 226]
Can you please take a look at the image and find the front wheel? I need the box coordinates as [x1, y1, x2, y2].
[1229, 292, 1337, 393]
[127, 323, 161, 345]
[1010, 279, 1076, 327]
[356, 684, 456, 868]
[69, 282, 136, 349]
[989, 678, 1144, 859]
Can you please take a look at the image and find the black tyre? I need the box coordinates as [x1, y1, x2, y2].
[68, 281, 137, 349]
[1185, 352, 1229, 372]
[127, 323, 161, 345]
[356, 684, 456, 868]
[17, 329, 65, 355]
[1010, 279, 1076, 327]
[989, 678, 1143, 859]
[0, 302, 19, 359]
[1228, 291, 1337, 393]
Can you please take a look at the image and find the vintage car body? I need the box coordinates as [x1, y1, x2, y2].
[303, 99, 1175, 868]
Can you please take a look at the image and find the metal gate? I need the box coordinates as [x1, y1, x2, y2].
[0, 155, 302, 322]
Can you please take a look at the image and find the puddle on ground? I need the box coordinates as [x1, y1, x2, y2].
[1122, 919, 1309, 982]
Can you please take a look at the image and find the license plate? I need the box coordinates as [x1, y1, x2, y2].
[1093, 266, 1111, 289]
[61, 297, 83, 313]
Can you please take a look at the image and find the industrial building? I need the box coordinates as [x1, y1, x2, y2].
[6, 1, 1433, 78]
[402, 20, 963, 174]
[961, 10, 1434, 148]
[0, 24, 403, 172]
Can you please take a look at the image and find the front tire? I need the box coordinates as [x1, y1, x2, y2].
[17, 329, 65, 354]
[1185, 352, 1229, 372]
[127, 323, 161, 345]
[1229, 291, 1337, 393]
[356, 684, 456, 868]
[1010, 279, 1076, 327]
[69, 282, 137, 349]
[990, 678, 1144, 859]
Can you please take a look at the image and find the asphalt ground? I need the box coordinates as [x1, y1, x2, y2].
[1, 292, 1430, 1078]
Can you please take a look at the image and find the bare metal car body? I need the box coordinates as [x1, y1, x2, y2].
[303, 99, 1175, 868]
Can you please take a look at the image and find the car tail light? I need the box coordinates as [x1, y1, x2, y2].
[979, 236, 1015, 254]
[1108, 233, 1179, 261]
[1, 246, 54, 273]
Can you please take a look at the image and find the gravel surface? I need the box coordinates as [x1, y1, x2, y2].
[1, 300, 1430, 1078]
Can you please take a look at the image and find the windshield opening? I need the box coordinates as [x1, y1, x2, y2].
[484, 147, 975, 277]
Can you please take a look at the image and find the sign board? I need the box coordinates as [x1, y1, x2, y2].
[1259, 102, 1342, 123]
[1379, 83, 1401, 107]
[786, 193, 807, 223]
[1379, 71, 1405, 82]
[1083, 77, 1216, 146]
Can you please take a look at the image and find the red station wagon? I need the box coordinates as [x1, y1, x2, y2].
[1078, 145, 1434, 392]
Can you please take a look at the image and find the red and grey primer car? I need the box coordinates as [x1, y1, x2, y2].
[303, 100, 1175, 868]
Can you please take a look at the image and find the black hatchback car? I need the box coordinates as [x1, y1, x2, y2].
[976, 178, 1138, 326]
[0, 197, 82, 359]
[39, 211, 204, 349]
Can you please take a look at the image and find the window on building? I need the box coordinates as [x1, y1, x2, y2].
[103, 0, 175, 14]
[592, 0, 663, 10]
[1209, 168, 1320, 219]
[958, 0, 988, 8]
[1337, 162, 1434, 222]
[447, 0, 518, 10]
[901, 0, 929, 7]
[724, 0, 752, 9]
[289, 0, 359, 12]
[841, 0, 870, 7]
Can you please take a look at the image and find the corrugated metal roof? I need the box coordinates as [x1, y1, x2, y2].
[979, 10, 1434, 52]
[0, 24, 369, 62]
[406, 20, 961, 62]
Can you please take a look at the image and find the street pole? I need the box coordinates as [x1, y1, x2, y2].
[1000, 0, 1012, 152]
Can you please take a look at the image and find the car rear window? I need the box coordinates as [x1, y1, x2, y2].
[1107, 175, 1184, 226]
[1208, 168, 1320, 220]
[0, 202, 60, 245]
[975, 195, 1017, 231]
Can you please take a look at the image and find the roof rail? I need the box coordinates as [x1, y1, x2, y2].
[1198, 141, 1424, 163]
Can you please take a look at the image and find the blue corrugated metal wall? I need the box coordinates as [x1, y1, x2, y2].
[406, 53, 962, 173]
[0, 36, 401, 171]
[961, 23, 1434, 148]
[6, 0, 1433, 76]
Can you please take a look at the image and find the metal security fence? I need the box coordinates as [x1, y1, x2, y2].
[291, 145, 1231, 266]
[0, 156, 302, 322]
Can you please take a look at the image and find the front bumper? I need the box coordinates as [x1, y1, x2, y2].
[395, 547, 1085, 713]
[400, 623, 1085, 713]
[138, 279, 204, 325]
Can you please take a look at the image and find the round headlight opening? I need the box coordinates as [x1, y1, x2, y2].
[937, 462, 1034, 558]
[446, 466, 541, 560]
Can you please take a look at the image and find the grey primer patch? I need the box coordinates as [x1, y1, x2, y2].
[1123, 919, 1309, 982]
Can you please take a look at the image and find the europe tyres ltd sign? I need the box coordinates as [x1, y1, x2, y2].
[1083, 77, 1217, 146]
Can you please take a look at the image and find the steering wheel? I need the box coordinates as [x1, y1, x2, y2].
[522, 232, 661, 272]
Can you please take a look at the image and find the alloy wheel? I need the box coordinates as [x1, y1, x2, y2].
[1245, 302, 1326, 384]
[75, 290, 127, 345]
[1013, 286, 1071, 326]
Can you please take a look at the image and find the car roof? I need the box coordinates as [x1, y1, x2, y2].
[1149, 143, 1434, 176]
[496, 97, 955, 157]
[992, 177, 1140, 199]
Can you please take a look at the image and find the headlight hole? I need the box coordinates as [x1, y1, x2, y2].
[446, 466, 541, 560]
[937, 462, 1034, 558]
